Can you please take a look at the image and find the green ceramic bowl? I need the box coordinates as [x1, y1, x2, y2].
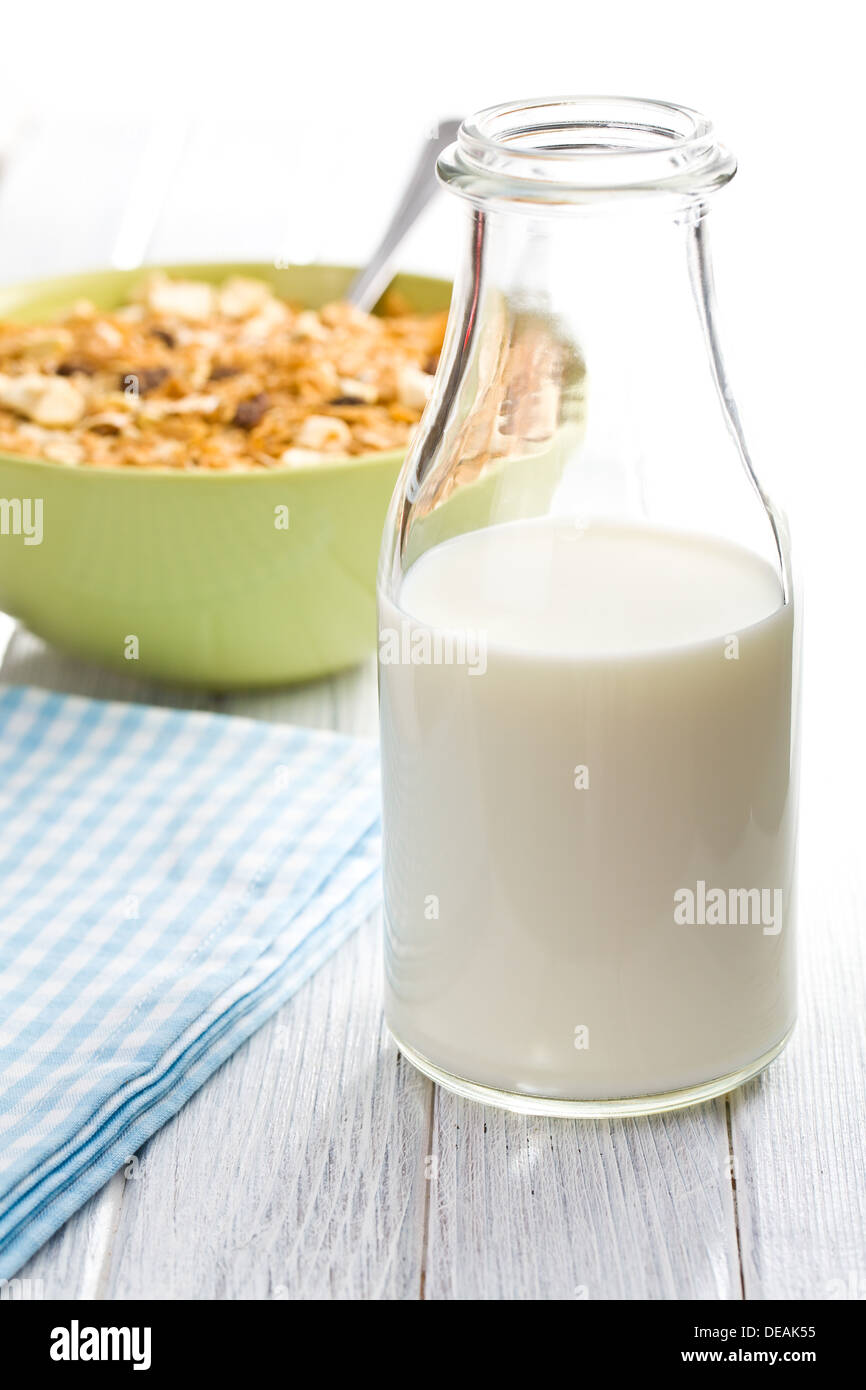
[0, 263, 451, 689]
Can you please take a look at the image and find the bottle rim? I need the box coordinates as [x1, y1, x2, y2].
[438, 96, 737, 202]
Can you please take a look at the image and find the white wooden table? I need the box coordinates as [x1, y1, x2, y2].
[1, 120, 864, 1301]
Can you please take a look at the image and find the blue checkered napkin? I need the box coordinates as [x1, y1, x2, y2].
[0, 685, 381, 1277]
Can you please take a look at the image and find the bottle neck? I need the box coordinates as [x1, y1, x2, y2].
[404, 195, 783, 589]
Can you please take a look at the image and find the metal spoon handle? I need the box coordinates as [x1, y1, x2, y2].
[345, 118, 462, 312]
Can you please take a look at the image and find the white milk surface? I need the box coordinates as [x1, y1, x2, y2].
[379, 519, 797, 1101]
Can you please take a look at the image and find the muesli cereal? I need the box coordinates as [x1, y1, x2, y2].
[0, 274, 448, 471]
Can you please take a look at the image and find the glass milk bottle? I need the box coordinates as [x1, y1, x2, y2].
[377, 98, 799, 1116]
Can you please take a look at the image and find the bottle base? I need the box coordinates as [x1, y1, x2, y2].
[390, 1025, 795, 1118]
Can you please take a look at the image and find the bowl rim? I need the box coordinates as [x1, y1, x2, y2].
[0, 260, 451, 482]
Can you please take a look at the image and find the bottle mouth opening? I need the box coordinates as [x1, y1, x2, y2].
[439, 96, 736, 201]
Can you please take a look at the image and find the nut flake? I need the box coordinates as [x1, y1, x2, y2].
[0, 371, 86, 427]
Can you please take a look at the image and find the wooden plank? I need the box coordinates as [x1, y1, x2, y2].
[730, 645, 866, 1300]
[226, 657, 378, 736]
[0, 626, 215, 708]
[10, 1171, 126, 1301]
[424, 1095, 740, 1300]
